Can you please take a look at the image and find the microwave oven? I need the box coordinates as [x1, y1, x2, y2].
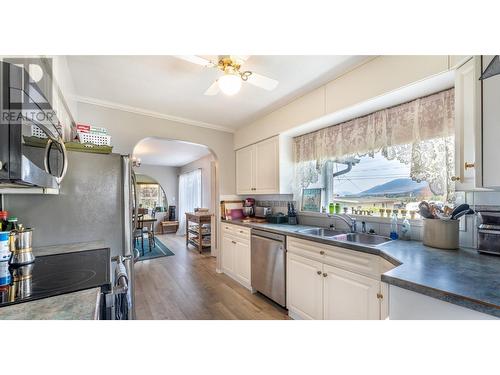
[0, 61, 67, 189]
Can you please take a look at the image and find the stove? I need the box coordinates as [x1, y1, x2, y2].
[0, 248, 111, 307]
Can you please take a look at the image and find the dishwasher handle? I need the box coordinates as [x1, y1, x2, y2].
[251, 229, 285, 244]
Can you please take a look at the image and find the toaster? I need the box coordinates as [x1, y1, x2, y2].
[477, 211, 500, 255]
[254, 206, 272, 218]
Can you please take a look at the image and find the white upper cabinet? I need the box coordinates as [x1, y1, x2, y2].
[454, 56, 481, 190]
[235, 145, 255, 194]
[480, 56, 500, 188]
[235, 135, 292, 195]
[254, 137, 279, 193]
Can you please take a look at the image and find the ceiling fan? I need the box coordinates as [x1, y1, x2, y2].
[174, 55, 279, 96]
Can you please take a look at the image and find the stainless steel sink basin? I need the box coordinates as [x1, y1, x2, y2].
[297, 228, 346, 237]
[332, 232, 392, 246]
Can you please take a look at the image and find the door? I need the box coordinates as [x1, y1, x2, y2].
[287, 253, 323, 320]
[222, 235, 235, 274]
[234, 240, 251, 287]
[236, 145, 254, 194]
[454, 57, 480, 190]
[323, 264, 380, 320]
[254, 137, 279, 194]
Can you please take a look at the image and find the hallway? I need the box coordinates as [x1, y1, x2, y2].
[134, 234, 290, 320]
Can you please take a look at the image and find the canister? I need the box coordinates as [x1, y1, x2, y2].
[0, 231, 10, 262]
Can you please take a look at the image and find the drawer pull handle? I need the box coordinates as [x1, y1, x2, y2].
[231, 240, 237, 244]
[319, 250, 325, 255]
[377, 293, 383, 299]
[323, 273, 328, 277]
[316, 270, 322, 275]
[239, 230, 244, 233]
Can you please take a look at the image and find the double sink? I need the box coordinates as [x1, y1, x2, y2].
[296, 228, 392, 246]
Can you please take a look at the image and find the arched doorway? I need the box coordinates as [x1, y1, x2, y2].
[131, 137, 221, 261]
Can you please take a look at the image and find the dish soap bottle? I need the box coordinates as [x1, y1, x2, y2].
[400, 213, 411, 241]
[390, 210, 399, 240]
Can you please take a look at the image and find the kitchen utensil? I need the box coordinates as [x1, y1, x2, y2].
[451, 204, 471, 220]
[8, 228, 35, 266]
[418, 201, 434, 219]
[452, 208, 475, 221]
[423, 218, 459, 250]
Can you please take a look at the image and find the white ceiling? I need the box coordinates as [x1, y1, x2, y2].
[67, 55, 369, 131]
[133, 137, 211, 167]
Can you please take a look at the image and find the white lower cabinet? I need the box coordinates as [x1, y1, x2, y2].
[323, 264, 380, 320]
[287, 253, 323, 320]
[222, 236, 235, 274]
[234, 240, 251, 286]
[221, 224, 252, 290]
[287, 238, 389, 320]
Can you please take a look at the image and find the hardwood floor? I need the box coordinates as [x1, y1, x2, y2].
[134, 234, 290, 320]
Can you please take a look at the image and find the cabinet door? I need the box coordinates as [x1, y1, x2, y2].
[254, 137, 279, 194]
[234, 240, 251, 287]
[287, 253, 323, 320]
[222, 236, 235, 274]
[481, 55, 500, 188]
[323, 264, 381, 320]
[454, 57, 480, 190]
[236, 145, 255, 194]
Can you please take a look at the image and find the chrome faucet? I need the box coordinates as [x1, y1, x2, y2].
[328, 213, 357, 233]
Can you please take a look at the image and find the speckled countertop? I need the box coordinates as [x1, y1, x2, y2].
[224, 219, 500, 318]
[0, 288, 101, 320]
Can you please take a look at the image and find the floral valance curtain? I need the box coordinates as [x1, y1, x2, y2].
[293, 88, 455, 201]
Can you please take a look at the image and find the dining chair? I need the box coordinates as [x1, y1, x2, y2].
[147, 209, 156, 249]
[133, 214, 146, 255]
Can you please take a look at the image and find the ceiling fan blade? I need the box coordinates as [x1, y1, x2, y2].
[246, 72, 279, 91]
[204, 81, 220, 96]
[174, 55, 215, 67]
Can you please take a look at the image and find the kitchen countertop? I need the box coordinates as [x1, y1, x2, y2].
[0, 288, 101, 320]
[223, 219, 500, 318]
[34, 241, 107, 256]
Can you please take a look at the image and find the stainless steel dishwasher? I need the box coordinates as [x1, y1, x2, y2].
[251, 229, 286, 307]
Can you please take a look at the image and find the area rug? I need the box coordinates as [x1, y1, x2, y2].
[135, 237, 175, 261]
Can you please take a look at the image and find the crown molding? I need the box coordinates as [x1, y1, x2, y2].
[74, 95, 235, 133]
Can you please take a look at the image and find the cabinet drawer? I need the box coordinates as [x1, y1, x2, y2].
[287, 237, 381, 280]
[222, 223, 251, 241]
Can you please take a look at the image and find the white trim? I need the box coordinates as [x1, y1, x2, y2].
[74, 95, 235, 134]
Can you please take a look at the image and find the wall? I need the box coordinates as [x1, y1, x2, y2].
[234, 55, 454, 149]
[179, 154, 214, 210]
[76, 102, 235, 196]
[133, 164, 179, 208]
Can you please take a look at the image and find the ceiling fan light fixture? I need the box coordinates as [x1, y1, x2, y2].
[218, 73, 242, 96]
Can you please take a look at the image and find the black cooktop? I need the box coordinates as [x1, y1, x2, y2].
[0, 248, 111, 307]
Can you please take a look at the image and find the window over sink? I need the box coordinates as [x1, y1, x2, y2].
[293, 89, 455, 216]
